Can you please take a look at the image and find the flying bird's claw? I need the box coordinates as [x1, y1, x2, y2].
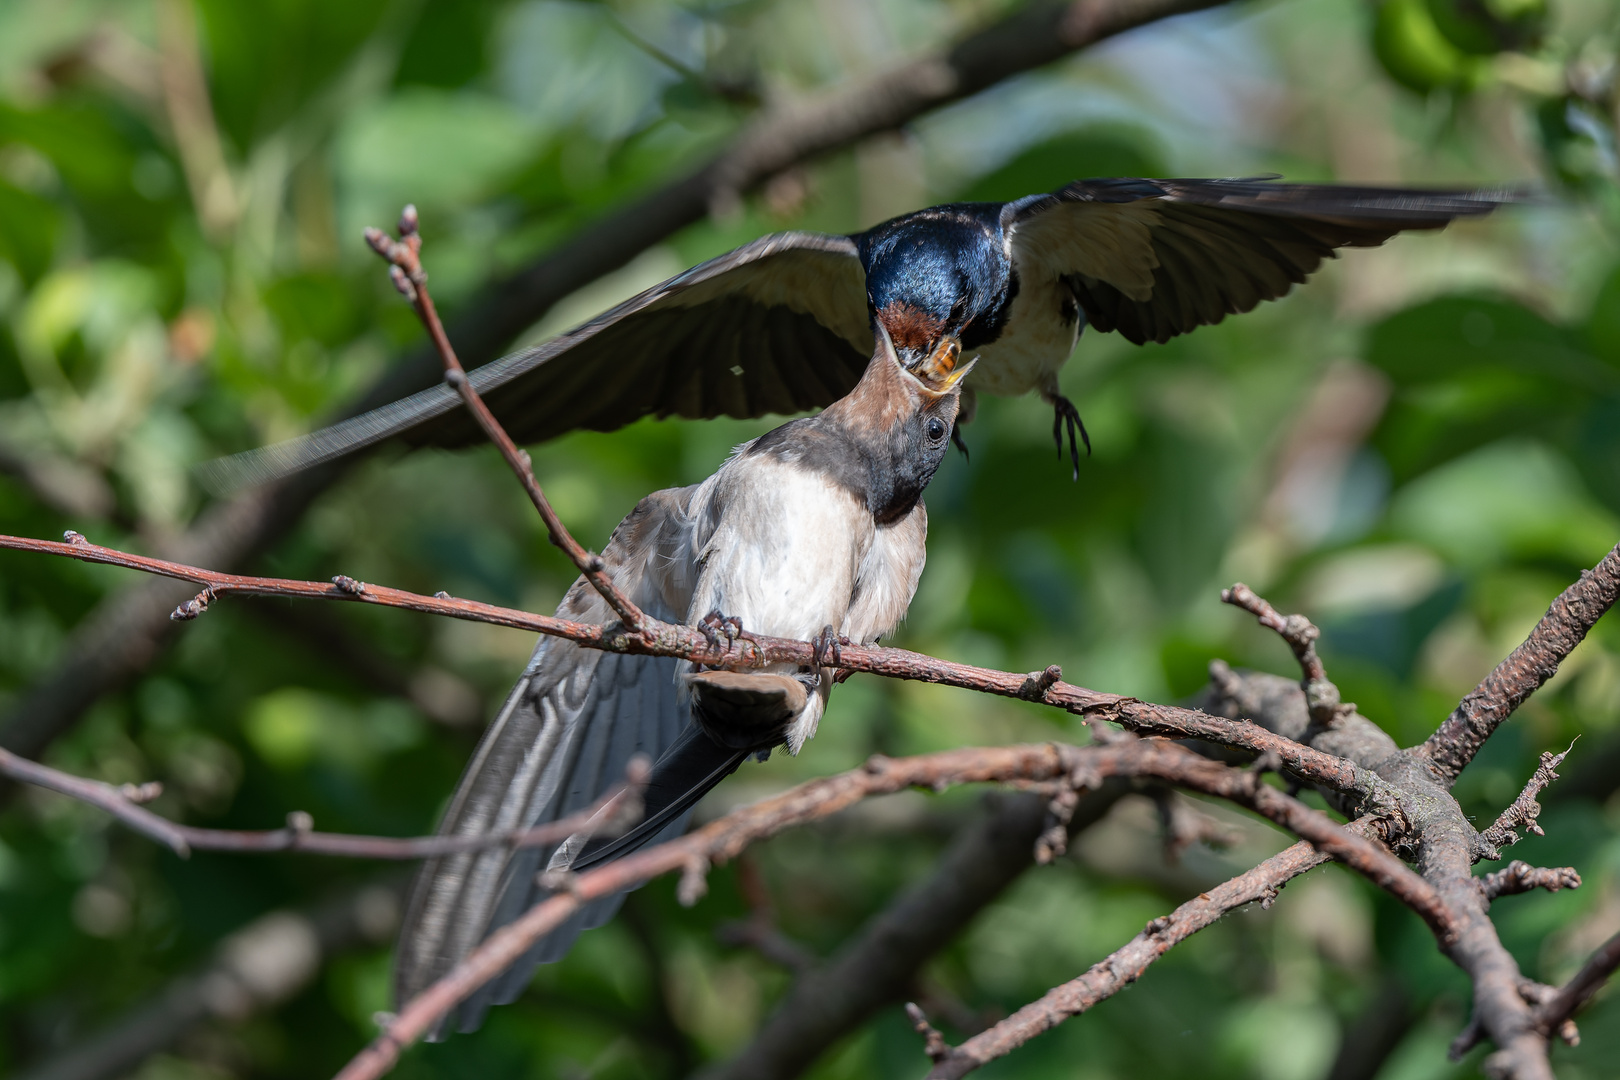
[1050, 393, 1092, 482]
[950, 423, 970, 460]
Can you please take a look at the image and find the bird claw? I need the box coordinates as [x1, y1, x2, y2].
[950, 422, 970, 461]
[1050, 393, 1092, 482]
[700, 609, 747, 655]
[810, 625, 849, 670]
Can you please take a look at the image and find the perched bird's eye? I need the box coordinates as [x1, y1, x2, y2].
[926, 417, 947, 443]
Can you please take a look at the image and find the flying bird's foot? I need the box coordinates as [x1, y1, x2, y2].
[951, 423, 969, 460]
[685, 671, 807, 752]
[699, 609, 748, 655]
[1049, 393, 1092, 482]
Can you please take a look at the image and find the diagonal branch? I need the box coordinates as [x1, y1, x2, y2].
[1420, 542, 1620, 784]
[362, 208, 645, 631]
[1532, 930, 1620, 1042]
[923, 838, 1333, 1078]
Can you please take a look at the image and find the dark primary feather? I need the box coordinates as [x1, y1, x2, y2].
[203, 232, 870, 491]
[1003, 178, 1515, 345]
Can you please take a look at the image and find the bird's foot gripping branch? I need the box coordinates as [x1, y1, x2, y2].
[2, 209, 1618, 1080]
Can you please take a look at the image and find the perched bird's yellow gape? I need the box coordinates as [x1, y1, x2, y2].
[395, 329, 969, 1037]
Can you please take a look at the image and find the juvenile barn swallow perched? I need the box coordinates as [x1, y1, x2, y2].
[215, 177, 1514, 485]
[395, 327, 970, 1034]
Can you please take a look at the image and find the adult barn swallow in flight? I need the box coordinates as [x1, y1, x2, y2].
[395, 327, 970, 1035]
[214, 177, 1514, 486]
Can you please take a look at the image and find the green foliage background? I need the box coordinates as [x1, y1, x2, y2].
[2, 0, 1620, 1077]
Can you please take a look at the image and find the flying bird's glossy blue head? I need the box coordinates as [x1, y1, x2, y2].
[856, 203, 1013, 372]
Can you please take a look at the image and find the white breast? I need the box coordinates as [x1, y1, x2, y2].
[968, 274, 1081, 398]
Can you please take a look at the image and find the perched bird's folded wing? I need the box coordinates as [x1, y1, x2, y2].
[205, 232, 871, 490]
[393, 489, 698, 1036]
[1002, 177, 1521, 346]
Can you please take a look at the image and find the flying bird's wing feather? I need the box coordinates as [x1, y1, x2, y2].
[1003, 178, 1518, 345]
[393, 487, 700, 1037]
[205, 232, 871, 491]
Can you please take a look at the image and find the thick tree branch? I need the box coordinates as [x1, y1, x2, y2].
[1420, 542, 1620, 784]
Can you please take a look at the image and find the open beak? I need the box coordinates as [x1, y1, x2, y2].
[915, 334, 973, 391]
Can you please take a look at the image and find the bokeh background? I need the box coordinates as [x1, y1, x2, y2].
[2, 0, 1619, 1077]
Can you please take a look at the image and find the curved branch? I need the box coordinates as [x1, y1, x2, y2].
[0, 745, 645, 860]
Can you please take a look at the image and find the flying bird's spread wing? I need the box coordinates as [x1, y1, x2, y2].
[1002, 178, 1513, 345]
[394, 488, 700, 1036]
[207, 232, 870, 490]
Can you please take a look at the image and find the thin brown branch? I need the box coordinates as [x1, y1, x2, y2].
[1478, 861, 1581, 902]
[1479, 745, 1573, 855]
[1222, 583, 1342, 728]
[1532, 930, 1620, 1042]
[923, 839, 1331, 1078]
[0, 744, 645, 860]
[0, 532, 1392, 807]
[334, 741, 1461, 1080]
[1420, 542, 1620, 784]
[363, 208, 646, 632]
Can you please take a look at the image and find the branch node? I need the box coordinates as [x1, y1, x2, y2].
[170, 585, 217, 621]
[535, 869, 583, 897]
[331, 575, 367, 596]
[387, 263, 417, 301]
[1019, 665, 1062, 700]
[118, 781, 164, 803]
[398, 203, 418, 237]
[678, 855, 710, 907]
[904, 1002, 951, 1064]
[286, 810, 314, 836]
[433, 590, 451, 600]
[443, 367, 467, 388]
[1478, 860, 1581, 901]
[1479, 743, 1574, 852]
[63, 529, 89, 546]
[1221, 583, 1341, 727]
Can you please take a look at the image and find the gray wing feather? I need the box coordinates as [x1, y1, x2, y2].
[394, 487, 700, 1036]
